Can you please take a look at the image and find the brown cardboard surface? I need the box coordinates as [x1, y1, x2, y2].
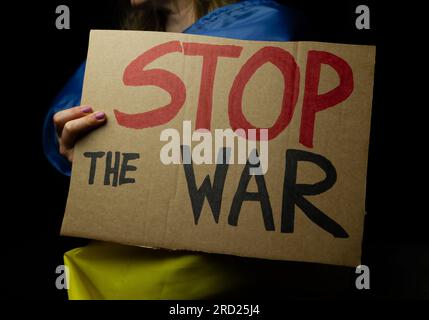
[61, 30, 376, 267]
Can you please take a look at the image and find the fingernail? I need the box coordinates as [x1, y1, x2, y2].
[94, 112, 105, 120]
[81, 106, 93, 113]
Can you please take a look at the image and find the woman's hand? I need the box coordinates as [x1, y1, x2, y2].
[53, 105, 107, 162]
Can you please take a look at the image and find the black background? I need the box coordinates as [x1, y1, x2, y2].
[3, 0, 428, 300]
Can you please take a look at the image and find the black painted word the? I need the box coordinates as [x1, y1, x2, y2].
[83, 151, 140, 187]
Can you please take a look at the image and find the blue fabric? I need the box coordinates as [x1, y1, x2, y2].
[43, 62, 86, 175]
[43, 0, 300, 176]
[184, 0, 299, 40]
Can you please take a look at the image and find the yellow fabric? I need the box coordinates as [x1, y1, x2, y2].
[64, 241, 242, 300]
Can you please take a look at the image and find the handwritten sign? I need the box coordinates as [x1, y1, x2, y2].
[62, 30, 376, 266]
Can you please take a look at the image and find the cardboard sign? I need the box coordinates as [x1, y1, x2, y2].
[62, 30, 376, 267]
